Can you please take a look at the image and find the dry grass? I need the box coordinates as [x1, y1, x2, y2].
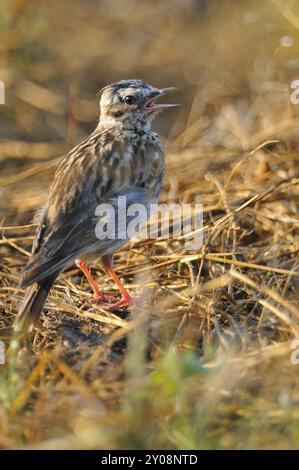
[1, 0, 299, 449]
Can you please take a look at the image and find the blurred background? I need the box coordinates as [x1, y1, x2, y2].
[1, 0, 299, 221]
[1, 0, 299, 201]
[1, 0, 299, 450]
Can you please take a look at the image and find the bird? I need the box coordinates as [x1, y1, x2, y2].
[15, 79, 179, 335]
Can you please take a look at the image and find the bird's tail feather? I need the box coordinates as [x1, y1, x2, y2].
[14, 274, 57, 335]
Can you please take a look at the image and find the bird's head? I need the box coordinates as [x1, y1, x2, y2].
[98, 79, 179, 130]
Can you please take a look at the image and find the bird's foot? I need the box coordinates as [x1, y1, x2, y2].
[92, 292, 118, 304]
[98, 292, 133, 311]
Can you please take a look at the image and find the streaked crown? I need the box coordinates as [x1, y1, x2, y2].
[98, 79, 179, 128]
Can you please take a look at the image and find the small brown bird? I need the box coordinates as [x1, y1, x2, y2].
[15, 79, 179, 334]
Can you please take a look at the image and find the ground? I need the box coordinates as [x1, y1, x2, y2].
[1, 0, 299, 449]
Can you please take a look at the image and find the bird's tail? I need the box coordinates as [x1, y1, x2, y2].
[14, 275, 56, 335]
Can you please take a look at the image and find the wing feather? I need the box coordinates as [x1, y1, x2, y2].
[21, 130, 164, 287]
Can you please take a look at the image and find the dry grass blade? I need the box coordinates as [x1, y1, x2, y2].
[230, 270, 299, 335]
[1, 0, 299, 451]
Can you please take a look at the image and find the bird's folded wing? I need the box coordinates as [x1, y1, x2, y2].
[20, 187, 154, 287]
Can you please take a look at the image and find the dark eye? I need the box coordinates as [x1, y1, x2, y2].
[124, 95, 136, 105]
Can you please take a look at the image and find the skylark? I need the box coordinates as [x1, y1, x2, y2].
[15, 79, 179, 334]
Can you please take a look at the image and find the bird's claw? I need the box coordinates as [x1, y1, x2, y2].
[97, 294, 133, 311]
[92, 293, 118, 304]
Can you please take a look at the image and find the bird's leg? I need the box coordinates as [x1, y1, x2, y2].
[100, 255, 133, 311]
[75, 259, 117, 303]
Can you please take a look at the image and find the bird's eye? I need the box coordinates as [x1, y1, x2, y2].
[124, 95, 136, 105]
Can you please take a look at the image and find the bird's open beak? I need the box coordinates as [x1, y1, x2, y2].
[144, 87, 181, 111]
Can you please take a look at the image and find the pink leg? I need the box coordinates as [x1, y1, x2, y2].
[75, 259, 117, 303]
[100, 256, 133, 311]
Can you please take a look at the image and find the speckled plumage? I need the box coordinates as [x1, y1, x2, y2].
[15, 79, 178, 333]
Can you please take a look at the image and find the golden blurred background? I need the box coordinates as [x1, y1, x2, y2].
[2, 0, 299, 450]
[1, 0, 299, 220]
